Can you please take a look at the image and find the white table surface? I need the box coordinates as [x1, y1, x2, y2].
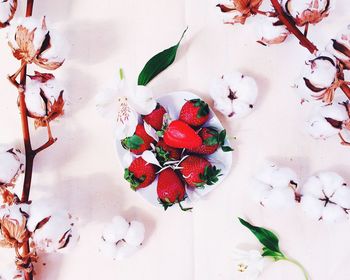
[0, 0, 350, 279]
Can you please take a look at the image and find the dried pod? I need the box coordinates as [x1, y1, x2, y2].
[281, 0, 331, 27]
[216, 0, 263, 25]
[24, 71, 65, 127]
[296, 52, 339, 103]
[8, 17, 66, 70]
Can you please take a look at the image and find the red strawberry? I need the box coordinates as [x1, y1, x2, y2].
[163, 120, 202, 149]
[124, 157, 157, 190]
[142, 103, 167, 131]
[179, 155, 222, 188]
[179, 99, 210, 127]
[155, 140, 182, 164]
[157, 168, 191, 211]
[121, 124, 155, 155]
[188, 128, 233, 155]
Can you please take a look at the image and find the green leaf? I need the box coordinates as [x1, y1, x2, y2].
[121, 135, 144, 150]
[192, 99, 209, 118]
[262, 247, 285, 261]
[238, 218, 282, 254]
[138, 27, 188, 86]
[222, 146, 233, 152]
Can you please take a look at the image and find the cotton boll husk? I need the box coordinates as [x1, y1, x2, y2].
[300, 195, 323, 220]
[124, 220, 145, 246]
[318, 172, 345, 197]
[332, 185, 350, 209]
[322, 203, 348, 223]
[114, 241, 139, 261]
[0, 151, 22, 184]
[0, 0, 16, 24]
[102, 216, 129, 243]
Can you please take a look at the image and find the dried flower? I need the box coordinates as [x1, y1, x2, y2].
[281, 0, 331, 27]
[306, 101, 350, 144]
[25, 72, 65, 127]
[96, 73, 156, 140]
[216, 0, 263, 25]
[251, 162, 299, 209]
[0, 148, 23, 186]
[326, 25, 350, 70]
[233, 249, 267, 279]
[210, 71, 258, 118]
[300, 172, 350, 222]
[0, 204, 30, 248]
[8, 17, 66, 70]
[257, 18, 289, 46]
[296, 52, 339, 103]
[99, 216, 145, 261]
[0, 0, 17, 28]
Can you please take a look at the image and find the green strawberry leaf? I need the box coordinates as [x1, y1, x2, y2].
[238, 218, 282, 254]
[121, 135, 144, 150]
[198, 166, 222, 187]
[124, 169, 146, 190]
[192, 99, 209, 118]
[222, 146, 234, 152]
[155, 146, 171, 165]
[203, 136, 219, 146]
[138, 27, 188, 86]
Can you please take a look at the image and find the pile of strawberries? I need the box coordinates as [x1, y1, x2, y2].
[122, 98, 233, 211]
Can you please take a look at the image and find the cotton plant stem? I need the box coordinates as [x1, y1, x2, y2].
[281, 258, 309, 280]
[269, 0, 318, 54]
[340, 83, 350, 100]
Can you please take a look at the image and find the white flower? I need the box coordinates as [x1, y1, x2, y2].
[27, 201, 78, 253]
[326, 24, 350, 70]
[7, 17, 66, 70]
[0, 148, 23, 185]
[0, 264, 24, 280]
[0, 0, 17, 28]
[233, 249, 267, 279]
[281, 0, 331, 27]
[210, 71, 258, 118]
[295, 52, 338, 104]
[251, 162, 299, 209]
[256, 17, 289, 46]
[300, 172, 350, 223]
[305, 101, 350, 142]
[96, 76, 156, 140]
[99, 216, 145, 260]
[25, 72, 65, 127]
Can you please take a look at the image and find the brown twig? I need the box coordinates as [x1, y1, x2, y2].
[340, 83, 350, 100]
[270, 0, 318, 54]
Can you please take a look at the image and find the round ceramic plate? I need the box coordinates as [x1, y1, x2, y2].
[116, 91, 233, 209]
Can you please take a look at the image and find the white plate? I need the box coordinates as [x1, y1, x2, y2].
[116, 91, 233, 209]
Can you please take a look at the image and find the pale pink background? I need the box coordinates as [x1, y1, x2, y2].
[1, 0, 350, 279]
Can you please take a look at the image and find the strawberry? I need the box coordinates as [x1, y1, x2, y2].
[142, 103, 167, 131]
[155, 140, 182, 164]
[179, 99, 210, 127]
[121, 124, 155, 155]
[124, 157, 157, 190]
[163, 120, 202, 149]
[188, 128, 233, 155]
[157, 168, 191, 211]
[179, 155, 222, 188]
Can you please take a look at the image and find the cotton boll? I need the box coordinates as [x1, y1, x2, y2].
[124, 220, 145, 246]
[114, 241, 139, 261]
[39, 30, 68, 65]
[318, 172, 345, 197]
[300, 195, 324, 220]
[0, 0, 17, 27]
[210, 71, 258, 118]
[332, 185, 350, 209]
[256, 17, 289, 46]
[326, 25, 350, 69]
[306, 115, 339, 139]
[270, 167, 298, 189]
[0, 149, 23, 185]
[264, 188, 295, 209]
[322, 203, 348, 223]
[301, 176, 323, 197]
[26, 200, 54, 232]
[99, 239, 119, 259]
[102, 216, 129, 243]
[250, 180, 271, 203]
